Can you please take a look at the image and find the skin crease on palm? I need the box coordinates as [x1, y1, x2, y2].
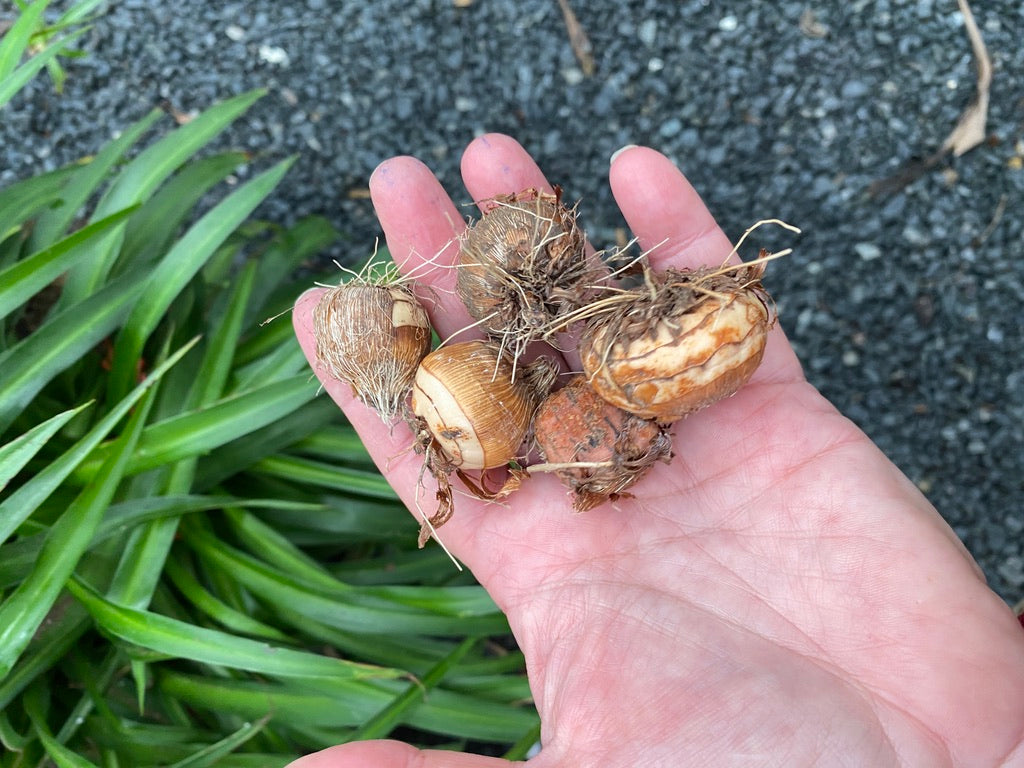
[289, 134, 1024, 768]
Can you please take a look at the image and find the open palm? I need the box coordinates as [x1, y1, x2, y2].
[291, 134, 1024, 768]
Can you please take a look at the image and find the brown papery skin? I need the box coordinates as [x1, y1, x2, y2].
[457, 191, 590, 341]
[580, 267, 771, 423]
[534, 376, 671, 511]
[411, 340, 550, 470]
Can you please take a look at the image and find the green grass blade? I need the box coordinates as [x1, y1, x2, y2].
[398, 686, 538, 743]
[0, 205, 138, 320]
[0, 0, 48, 79]
[30, 109, 163, 250]
[0, 27, 89, 109]
[61, 89, 266, 304]
[0, 336, 198, 546]
[164, 556, 291, 643]
[104, 522, 175, 613]
[328, 547, 469, 587]
[0, 267, 148, 433]
[261, 494, 410, 545]
[78, 717, 219, 763]
[229, 334, 309, 392]
[0, 165, 76, 243]
[0, 708, 32, 750]
[182, 526, 507, 636]
[290, 425, 372, 465]
[0, 496, 323, 588]
[159, 673, 537, 743]
[203, 756, 292, 768]
[103, 336, 200, 615]
[0, 365, 156, 680]
[191, 258, 256, 406]
[104, 257, 272, 609]
[36, 724, 102, 767]
[190, 397, 340, 492]
[0, 600, 90, 710]
[24, 682, 103, 768]
[503, 721, 542, 760]
[165, 717, 270, 768]
[445, 673, 532, 704]
[71, 374, 316, 482]
[223, 507, 337, 590]
[66, 577, 399, 681]
[349, 636, 477, 741]
[51, 648, 121, 747]
[119, 151, 250, 266]
[271, 604, 454, 672]
[157, 673, 355, 740]
[0, 401, 90, 492]
[244, 215, 338, 324]
[249, 455, 396, 499]
[231, 311, 301, 370]
[53, 0, 107, 27]
[107, 157, 295, 402]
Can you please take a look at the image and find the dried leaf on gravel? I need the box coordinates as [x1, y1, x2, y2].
[868, 0, 993, 196]
[942, 0, 991, 157]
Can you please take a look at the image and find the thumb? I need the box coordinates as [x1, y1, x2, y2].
[286, 740, 527, 768]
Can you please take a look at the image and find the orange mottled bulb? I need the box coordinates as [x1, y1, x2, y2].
[580, 265, 771, 423]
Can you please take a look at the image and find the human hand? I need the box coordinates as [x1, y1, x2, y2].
[290, 134, 1024, 768]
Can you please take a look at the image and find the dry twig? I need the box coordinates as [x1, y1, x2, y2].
[942, 0, 991, 157]
[557, 0, 594, 76]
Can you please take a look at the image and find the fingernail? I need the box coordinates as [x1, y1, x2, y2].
[610, 144, 638, 165]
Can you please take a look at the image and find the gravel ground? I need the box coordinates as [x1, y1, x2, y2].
[3, 0, 1022, 602]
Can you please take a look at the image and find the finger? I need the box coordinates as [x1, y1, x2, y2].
[460, 133, 597, 262]
[369, 156, 476, 340]
[608, 145, 735, 270]
[609, 145, 804, 385]
[460, 132, 555, 204]
[286, 740, 525, 768]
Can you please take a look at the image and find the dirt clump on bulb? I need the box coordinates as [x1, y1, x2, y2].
[533, 375, 672, 511]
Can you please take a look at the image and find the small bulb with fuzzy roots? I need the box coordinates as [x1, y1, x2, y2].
[411, 340, 558, 470]
[314, 282, 432, 422]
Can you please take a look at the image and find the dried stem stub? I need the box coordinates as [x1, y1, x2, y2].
[457, 188, 598, 359]
[579, 259, 774, 423]
[314, 280, 432, 422]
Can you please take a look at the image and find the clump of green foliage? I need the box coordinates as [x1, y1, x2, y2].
[0, 3, 537, 765]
